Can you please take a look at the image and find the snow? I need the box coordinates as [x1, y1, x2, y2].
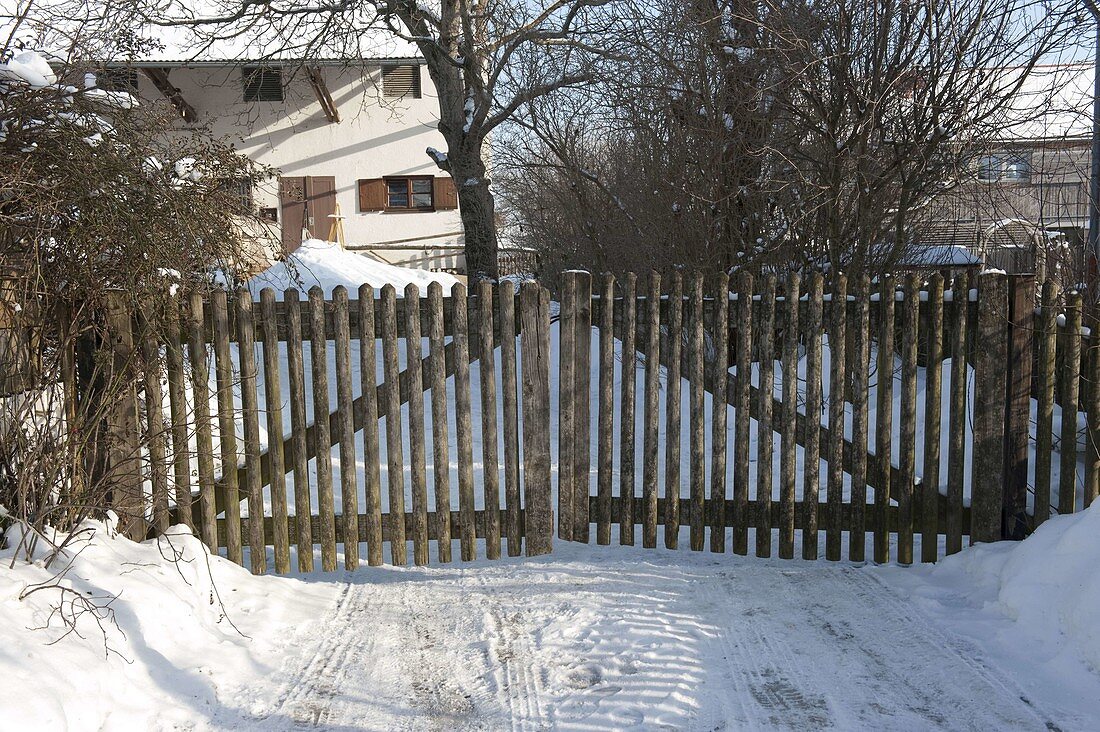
[915, 504, 1100, 672]
[5, 517, 1100, 729]
[0, 50, 57, 88]
[0, 521, 331, 730]
[244, 239, 460, 299]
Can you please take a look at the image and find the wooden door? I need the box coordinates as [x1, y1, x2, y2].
[305, 176, 337, 241]
[279, 176, 337, 253]
[279, 176, 307, 253]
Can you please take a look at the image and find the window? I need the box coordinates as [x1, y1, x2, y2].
[359, 177, 458, 211]
[100, 68, 138, 93]
[1002, 153, 1031, 182]
[243, 66, 283, 102]
[220, 178, 254, 214]
[381, 64, 422, 99]
[386, 176, 434, 209]
[977, 151, 1031, 183]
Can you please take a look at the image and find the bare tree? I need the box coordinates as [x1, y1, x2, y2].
[499, 0, 1083, 280]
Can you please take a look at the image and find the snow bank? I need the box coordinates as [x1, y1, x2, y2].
[931, 503, 1100, 671]
[0, 521, 330, 730]
[246, 239, 461, 299]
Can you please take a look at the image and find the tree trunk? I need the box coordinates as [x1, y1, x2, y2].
[454, 164, 500, 282]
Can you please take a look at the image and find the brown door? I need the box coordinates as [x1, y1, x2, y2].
[305, 176, 337, 241]
[279, 176, 306, 253]
[279, 175, 337, 253]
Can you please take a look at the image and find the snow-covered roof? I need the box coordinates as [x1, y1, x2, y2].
[2, 0, 420, 65]
[899, 244, 983, 268]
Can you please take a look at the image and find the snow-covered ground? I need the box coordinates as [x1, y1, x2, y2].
[4, 512, 1100, 730]
[244, 239, 461, 298]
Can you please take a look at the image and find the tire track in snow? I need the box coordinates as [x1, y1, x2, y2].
[478, 579, 550, 732]
[698, 563, 1056, 730]
[851, 569, 1061, 730]
[701, 569, 833, 729]
[266, 580, 368, 728]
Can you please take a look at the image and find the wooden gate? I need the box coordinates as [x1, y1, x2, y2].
[554, 269, 1100, 564]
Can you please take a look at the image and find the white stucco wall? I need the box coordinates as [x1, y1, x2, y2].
[135, 63, 464, 271]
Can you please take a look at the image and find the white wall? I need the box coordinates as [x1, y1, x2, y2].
[137, 63, 464, 271]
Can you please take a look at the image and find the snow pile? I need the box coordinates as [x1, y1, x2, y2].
[931, 503, 1100, 671]
[0, 50, 57, 88]
[246, 238, 461, 299]
[0, 520, 329, 730]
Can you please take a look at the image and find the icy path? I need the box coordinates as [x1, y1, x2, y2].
[221, 546, 1067, 731]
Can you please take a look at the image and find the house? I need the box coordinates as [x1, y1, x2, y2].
[11, 9, 470, 274]
[917, 63, 1093, 279]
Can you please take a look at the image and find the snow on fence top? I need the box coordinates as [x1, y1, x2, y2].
[245, 238, 461, 299]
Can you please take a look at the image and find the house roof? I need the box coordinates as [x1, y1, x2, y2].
[995, 63, 1093, 142]
[2, 0, 422, 65]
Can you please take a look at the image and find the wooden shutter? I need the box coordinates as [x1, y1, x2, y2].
[433, 177, 459, 210]
[359, 178, 387, 211]
[381, 65, 422, 98]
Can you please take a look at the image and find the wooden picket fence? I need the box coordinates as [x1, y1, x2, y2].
[556, 269, 1100, 564]
[80, 268, 1099, 572]
[97, 281, 554, 572]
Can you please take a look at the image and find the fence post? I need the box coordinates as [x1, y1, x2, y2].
[102, 291, 144, 540]
[520, 282, 553, 556]
[1003, 275, 1035, 538]
[971, 272, 1008, 544]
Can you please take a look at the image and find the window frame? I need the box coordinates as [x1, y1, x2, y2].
[976, 150, 1032, 184]
[242, 66, 284, 102]
[383, 175, 435, 211]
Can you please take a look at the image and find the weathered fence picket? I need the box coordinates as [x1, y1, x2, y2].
[1034, 280, 1060, 528]
[619, 273, 637, 547]
[380, 285, 407, 566]
[309, 287, 338, 572]
[826, 274, 847, 561]
[597, 273, 615, 545]
[756, 275, 776, 559]
[946, 275, 968, 555]
[664, 271, 683, 550]
[334, 287, 360, 570]
[801, 274, 823, 560]
[710, 272, 730, 554]
[642, 271, 661, 549]
[921, 274, 944, 563]
[898, 274, 919, 565]
[236, 289, 265, 574]
[259, 289, 291, 573]
[477, 280, 501, 560]
[211, 290, 242, 565]
[873, 275, 895, 564]
[688, 272, 706, 552]
[426, 282, 451, 562]
[733, 272, 753, 557]
[1059, 291, 1082, 517]
[498, 281, 521, 557]
[779, 272, 800, 560]
[849, 275, 870, 563]
[453, 283, 476, 561]
[405, 284, 429, 566]
[284, 289, 313, 571]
